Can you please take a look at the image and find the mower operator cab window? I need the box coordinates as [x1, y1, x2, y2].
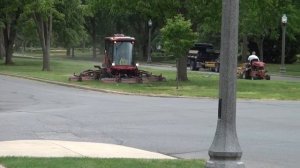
[114, 42, 133, 65]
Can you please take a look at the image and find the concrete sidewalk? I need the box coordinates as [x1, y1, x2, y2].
[0, 140, 174, 159]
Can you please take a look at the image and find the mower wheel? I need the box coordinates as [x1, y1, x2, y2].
[242, 72, 249, 79]
[190, 60, 197, 71]
[245, 70, 252, 79]
[237, 73, 243, 79]
[214, 64, 220, 73]
[265, 75, 271, 80]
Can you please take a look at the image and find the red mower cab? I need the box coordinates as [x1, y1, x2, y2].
[102, 34, 138, 78]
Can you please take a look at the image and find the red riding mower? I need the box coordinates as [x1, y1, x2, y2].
[69, 34, 165, 83]
[237, 61, 270, 80]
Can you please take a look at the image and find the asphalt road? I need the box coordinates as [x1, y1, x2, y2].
[0, 75, 300, 168]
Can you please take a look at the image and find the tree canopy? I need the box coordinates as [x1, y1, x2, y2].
[1, 0, 300, 69]
[161, 14, 197, 81]
[161, 15, 197, 58]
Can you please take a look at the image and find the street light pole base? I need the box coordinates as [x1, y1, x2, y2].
[280, 67, 286, 73]
[206, 159, 245, 168]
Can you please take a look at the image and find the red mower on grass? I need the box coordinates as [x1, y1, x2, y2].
[69, 34, 165, 83]
[237, 60, 270, 80]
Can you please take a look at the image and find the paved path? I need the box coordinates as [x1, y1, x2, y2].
[0, 75, 300, 168]
[0, 140, 173, 159]
[269, 74, 300, 82]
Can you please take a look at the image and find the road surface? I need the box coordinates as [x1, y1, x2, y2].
[0, 75, 299, 168]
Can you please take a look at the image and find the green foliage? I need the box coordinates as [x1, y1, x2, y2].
[100, 0, 182, 59]
[0, 0, 22, 13]
[83, 0, 116, 42]
[286, 2, 300, 41]
[0, 22, 4, 29]
[239, 0, 300, 40]
[161, 15, 197, 58]
[240, 0, 280, 39]
[1, 0, 300, 64]
[0, 0, 31, 33]
[24, 0, 63, 27]
[54, 0, 87, 48]
[25, 0, 56, 17]
[16, 16, 39, 49]
[239, 0, 300, 63]
[188, 0, 222, 44]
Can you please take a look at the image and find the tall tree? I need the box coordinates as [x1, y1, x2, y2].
[0, 24, 5, 59]
[109, 0, 179, 60]
[187, 0, 222, 46]
[16, 16, 39, 53]
[161, 14, 197, 81]
[83, 0, 98, 59]
[83, 0, 115, 59]
[0, 0, 24, 64]
[55, 0, 87, 57]
[239, 0, 300, 62]
[241, 0, 277, 61]
[25, 0, 58, 71]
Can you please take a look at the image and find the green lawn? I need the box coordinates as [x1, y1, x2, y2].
[1, 57, 300, 100]
[266, 62, 300, 76]
[0, 157, 205, 168]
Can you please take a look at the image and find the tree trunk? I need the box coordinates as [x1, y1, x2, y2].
[5, 43, 14, 65]
[45, 14, 52, 71]
[91, 18, 97, 59]
[82, 39, 85, 50]
[177, 56, 188, 81]
[66, 48, 71, 57]
[178, 0, 188, 16]
[2, 9, 21, 65]
[254, 37, 264, 61]
[30, 42, 33, 52]
[71, 47, 75, 58]
[92, 40, 97, 59]
[175, 0, 188, 82]
[3, 25, 17, 65]
[84, 17, 97, 59]
[33, 13, 52, 71]
[258, 38, 264, 61]
[241, 35, 249, 62]
[0, 30, 5, 60]
[23, 40, 27, 53]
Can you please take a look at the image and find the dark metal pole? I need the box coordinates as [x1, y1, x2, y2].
[205, 0, 245, 167]
[147, 25, 152, 63]
[280, 24, 286, 73]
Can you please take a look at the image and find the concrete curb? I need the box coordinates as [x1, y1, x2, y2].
[0, 72, 211, 99]
[0, 72, 134, 95]
[1, 73, 299, 102]
[0, 140, 175, 159]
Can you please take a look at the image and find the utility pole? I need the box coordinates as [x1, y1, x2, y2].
[205, 0, 245, 167]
